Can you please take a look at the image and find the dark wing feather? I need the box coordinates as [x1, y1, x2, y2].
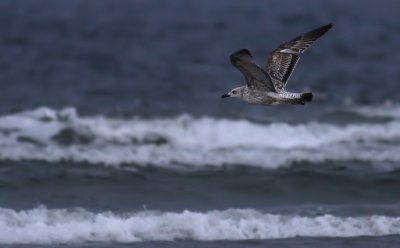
[230, 49, 275, 92]
[267, 53, 300, 91]
[266, 23, 333, 90]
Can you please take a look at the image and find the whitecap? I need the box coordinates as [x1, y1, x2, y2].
[1, 107, 400, 169]
[0, 206, 399, 244]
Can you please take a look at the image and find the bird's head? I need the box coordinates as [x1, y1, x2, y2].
[221, 86, 245, 99]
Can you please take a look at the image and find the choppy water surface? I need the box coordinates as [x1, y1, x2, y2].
[1, 0, 400, 247]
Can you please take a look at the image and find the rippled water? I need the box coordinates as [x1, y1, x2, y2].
[1, 0, 400, 247]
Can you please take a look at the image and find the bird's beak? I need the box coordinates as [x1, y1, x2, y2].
[221, 93, 230, 98]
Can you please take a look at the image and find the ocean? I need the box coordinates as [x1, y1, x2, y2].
[1, 0, 400, 247]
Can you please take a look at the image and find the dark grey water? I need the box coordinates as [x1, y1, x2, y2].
[1, 0, 400, 247]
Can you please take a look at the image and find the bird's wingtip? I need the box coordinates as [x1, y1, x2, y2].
[301, 92, 313, 102]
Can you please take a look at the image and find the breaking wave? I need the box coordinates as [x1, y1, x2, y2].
[350, 105, 400, 120]
[0, 206, 399, 244]
[1, 107, 400, 169]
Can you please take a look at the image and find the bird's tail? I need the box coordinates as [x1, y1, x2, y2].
[301, 92, 313, 102]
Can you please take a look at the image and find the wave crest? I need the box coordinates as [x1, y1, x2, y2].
[1, 107, 400, 169]
[0, 206, 399, 244]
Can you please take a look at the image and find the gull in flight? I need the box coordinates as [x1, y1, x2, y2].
[221, 23, 333, 105]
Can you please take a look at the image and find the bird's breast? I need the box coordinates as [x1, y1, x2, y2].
[242, 91, 277, 105]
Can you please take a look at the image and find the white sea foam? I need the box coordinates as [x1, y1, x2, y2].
[351, 105, 400, 119]
[1, 107, 400, 169]
[0, 206, 399, 244]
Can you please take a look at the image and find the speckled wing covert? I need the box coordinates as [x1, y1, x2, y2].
[230, 49, 275, 92]
[266, 23, 333, 91]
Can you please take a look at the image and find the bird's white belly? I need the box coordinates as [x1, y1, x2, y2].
[242, 92, 279, 105]
[242, 91, 302, 105]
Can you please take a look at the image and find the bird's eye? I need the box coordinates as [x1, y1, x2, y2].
[232, 90, 237, 94]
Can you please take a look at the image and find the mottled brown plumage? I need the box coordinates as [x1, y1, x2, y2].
[230, 49, 275, 92]
[222, 24, 333, 106]
[266, 24, 333, 91]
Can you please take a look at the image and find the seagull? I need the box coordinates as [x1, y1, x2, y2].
[221, 23, 333, 105]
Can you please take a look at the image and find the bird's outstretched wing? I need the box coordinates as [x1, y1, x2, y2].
[230, 49, 275, 92]
[266, 23, 333, 91]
